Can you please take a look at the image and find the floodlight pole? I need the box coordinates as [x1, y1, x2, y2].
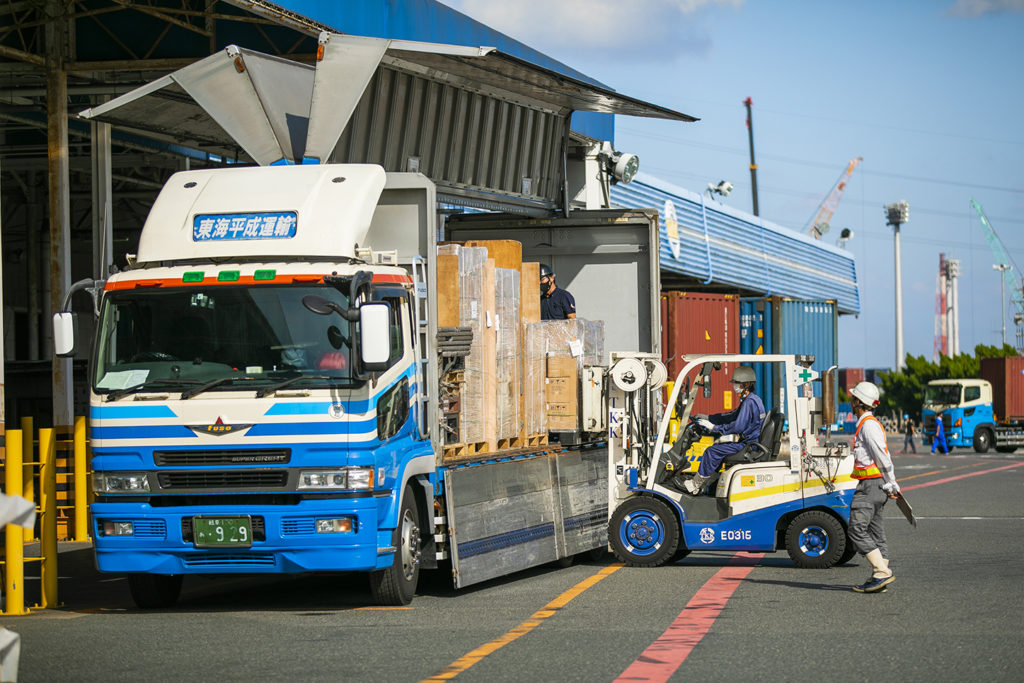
[886, 201, 910, 370]
[994, 263, 1011, 346]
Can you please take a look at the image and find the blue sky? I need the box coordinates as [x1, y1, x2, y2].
[441, 0, 1024, 370]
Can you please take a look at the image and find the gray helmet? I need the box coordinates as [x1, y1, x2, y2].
[539, 263, 554, 279]
[731, 366, 756, 384]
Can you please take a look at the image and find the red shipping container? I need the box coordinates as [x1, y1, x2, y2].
[980, 356, 1024, 421]
[661, 292, 740, 416]
[839, 368, 865, 393]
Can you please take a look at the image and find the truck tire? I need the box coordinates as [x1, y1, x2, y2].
[608, 496, 680, 567]
[973, 428, 993, 453]
[995, 445, 1018, 453]
[784, 511, 846, 569]
[837, 539, 858, 565]
[369, 487, 421, 605]
[128, 573, 182, 609]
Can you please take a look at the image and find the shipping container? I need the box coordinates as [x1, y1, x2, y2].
[740, 297, 776, 412]
[774, 299, 838, 407]
[839, 368, 865, 393]
[980, 356, 1024, 421]
[661, 292, 739, 415]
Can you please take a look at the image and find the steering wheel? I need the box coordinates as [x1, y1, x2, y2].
[130, 351, 178, 362]
[687, 416, 714, 439]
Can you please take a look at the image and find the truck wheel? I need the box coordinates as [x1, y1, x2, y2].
[128, 574, 182, 609]
[785, 511, 845, 569]
[973, 428, 993, 453]
[996, 445, 1018, 453]
[608, 496, 679, 567]
[369, 487, 421, 605]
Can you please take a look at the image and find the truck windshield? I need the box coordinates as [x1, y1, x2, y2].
[93, 284, 361, 395]
[924, 384, 961, 405]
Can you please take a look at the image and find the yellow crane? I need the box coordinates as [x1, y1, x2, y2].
[807, 157, 862, 240]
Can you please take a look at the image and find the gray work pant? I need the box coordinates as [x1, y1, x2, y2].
[848, 478, 889, 559]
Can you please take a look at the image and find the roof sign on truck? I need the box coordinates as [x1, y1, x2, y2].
[193, 212, 297, 241]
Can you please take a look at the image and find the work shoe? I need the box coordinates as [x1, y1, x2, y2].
[682, 475, 708, 496]
[851, 574, 894, 593]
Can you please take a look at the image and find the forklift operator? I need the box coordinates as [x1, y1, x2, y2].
[681, 366, 765, 495]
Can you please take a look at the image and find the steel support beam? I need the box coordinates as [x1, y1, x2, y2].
[46, 0, 74, 428]
[91, 120, 113, 279]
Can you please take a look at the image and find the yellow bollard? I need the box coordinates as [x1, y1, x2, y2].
[38, 428, 58, 608]
[73, 416, 89, 541]
[4, 430, 27, 615]
[20, 416, 34, 543]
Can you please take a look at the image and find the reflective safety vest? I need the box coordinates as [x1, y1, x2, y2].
[852, 416, 886, 480]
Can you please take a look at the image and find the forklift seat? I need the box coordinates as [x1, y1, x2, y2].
[723, 409, 785, 466]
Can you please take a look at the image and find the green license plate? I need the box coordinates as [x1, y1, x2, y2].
[193, 516, 252, 548]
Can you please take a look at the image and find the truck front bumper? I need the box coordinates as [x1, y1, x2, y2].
[91, 497, 395, 575]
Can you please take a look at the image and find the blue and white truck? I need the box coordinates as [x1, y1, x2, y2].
[922, 374, 1023, 453]
[52, 34, 863, 608]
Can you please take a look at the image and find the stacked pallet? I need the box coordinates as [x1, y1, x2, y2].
[437, 241, 541, 460]
[528, 319, 605, 433]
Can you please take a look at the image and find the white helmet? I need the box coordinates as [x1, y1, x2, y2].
[850, 381, 880, 407]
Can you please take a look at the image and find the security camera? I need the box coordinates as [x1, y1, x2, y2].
[707, 180, 733, 198]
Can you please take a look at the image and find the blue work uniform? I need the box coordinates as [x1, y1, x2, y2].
[931, 416, 948, 453]
[541, 287, 576, 320]
[697, 392, 766, 477]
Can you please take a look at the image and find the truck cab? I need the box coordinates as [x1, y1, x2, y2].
[922, 379, 992, 450]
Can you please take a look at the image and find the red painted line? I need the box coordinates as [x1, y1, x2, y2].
[903, 461, 1024, 491]
[614, 552, 764, 683]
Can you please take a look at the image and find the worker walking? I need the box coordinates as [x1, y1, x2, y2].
[901, 415, 917, 454]
[539, 264, 576, 320]
[848, 381, 901, 593]
[931, 414, 949, 454]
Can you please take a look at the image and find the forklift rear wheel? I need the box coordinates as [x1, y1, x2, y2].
[609, 496, 680, 567]
[785, 511, 845, 569]
[128, 573, 182, 609]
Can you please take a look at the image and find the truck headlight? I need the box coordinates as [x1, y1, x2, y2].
[94, 472, 151, 493]
[99, 521, 134, 536]
[297, 467, 374, 491]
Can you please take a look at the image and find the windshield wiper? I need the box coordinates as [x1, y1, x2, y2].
[106, 379, 200, 401]
[255, 374, 332, 398]
[180, 376, 258, 400]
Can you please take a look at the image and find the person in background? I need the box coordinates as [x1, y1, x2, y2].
[901, 414, 917, 454]
[931, 414, 949, 454]
[848, 381, 901, 594]
[539, 264, 576, 320]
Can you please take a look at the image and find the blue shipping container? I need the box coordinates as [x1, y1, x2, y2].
[740, 298, 776, 413]
[774, 299, 838, 405]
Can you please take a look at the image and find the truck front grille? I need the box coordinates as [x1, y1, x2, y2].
[157, 470, 288, 489]
[154, 449, 290, 466]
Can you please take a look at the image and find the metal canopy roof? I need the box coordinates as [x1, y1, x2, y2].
[79, 33, 696, 168]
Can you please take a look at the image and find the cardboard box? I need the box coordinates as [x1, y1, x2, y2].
[546, 402, 579, 431]
[545, 376, 578, 405]
[546, 356, 578, 379]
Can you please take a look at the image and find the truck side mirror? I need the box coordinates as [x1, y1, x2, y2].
[53, 312, 77, 357]
[359, 302, 391, 370]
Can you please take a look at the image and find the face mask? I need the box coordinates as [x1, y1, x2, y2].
[732, 383, 744, 394]
[540, 278, 550, 294]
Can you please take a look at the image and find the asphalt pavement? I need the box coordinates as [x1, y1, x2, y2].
[5, 444, 1023, 682]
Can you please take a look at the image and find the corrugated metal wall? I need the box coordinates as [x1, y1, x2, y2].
[333, 65, 565, 210]
[611, 175, 860, 314]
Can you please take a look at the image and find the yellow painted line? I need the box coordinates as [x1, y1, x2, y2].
[420, 563, 624, 682]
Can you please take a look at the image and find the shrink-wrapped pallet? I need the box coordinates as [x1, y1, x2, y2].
[455, 247, 496, 446]
[495, 267, 521, 441]
[529, 319, 605, 431]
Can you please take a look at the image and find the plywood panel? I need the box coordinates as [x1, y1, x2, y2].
[436, 252, 460, 328]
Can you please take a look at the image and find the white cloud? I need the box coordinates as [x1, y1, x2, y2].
[948, 0, 1024, 16]
[443, 0, 744, 62]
